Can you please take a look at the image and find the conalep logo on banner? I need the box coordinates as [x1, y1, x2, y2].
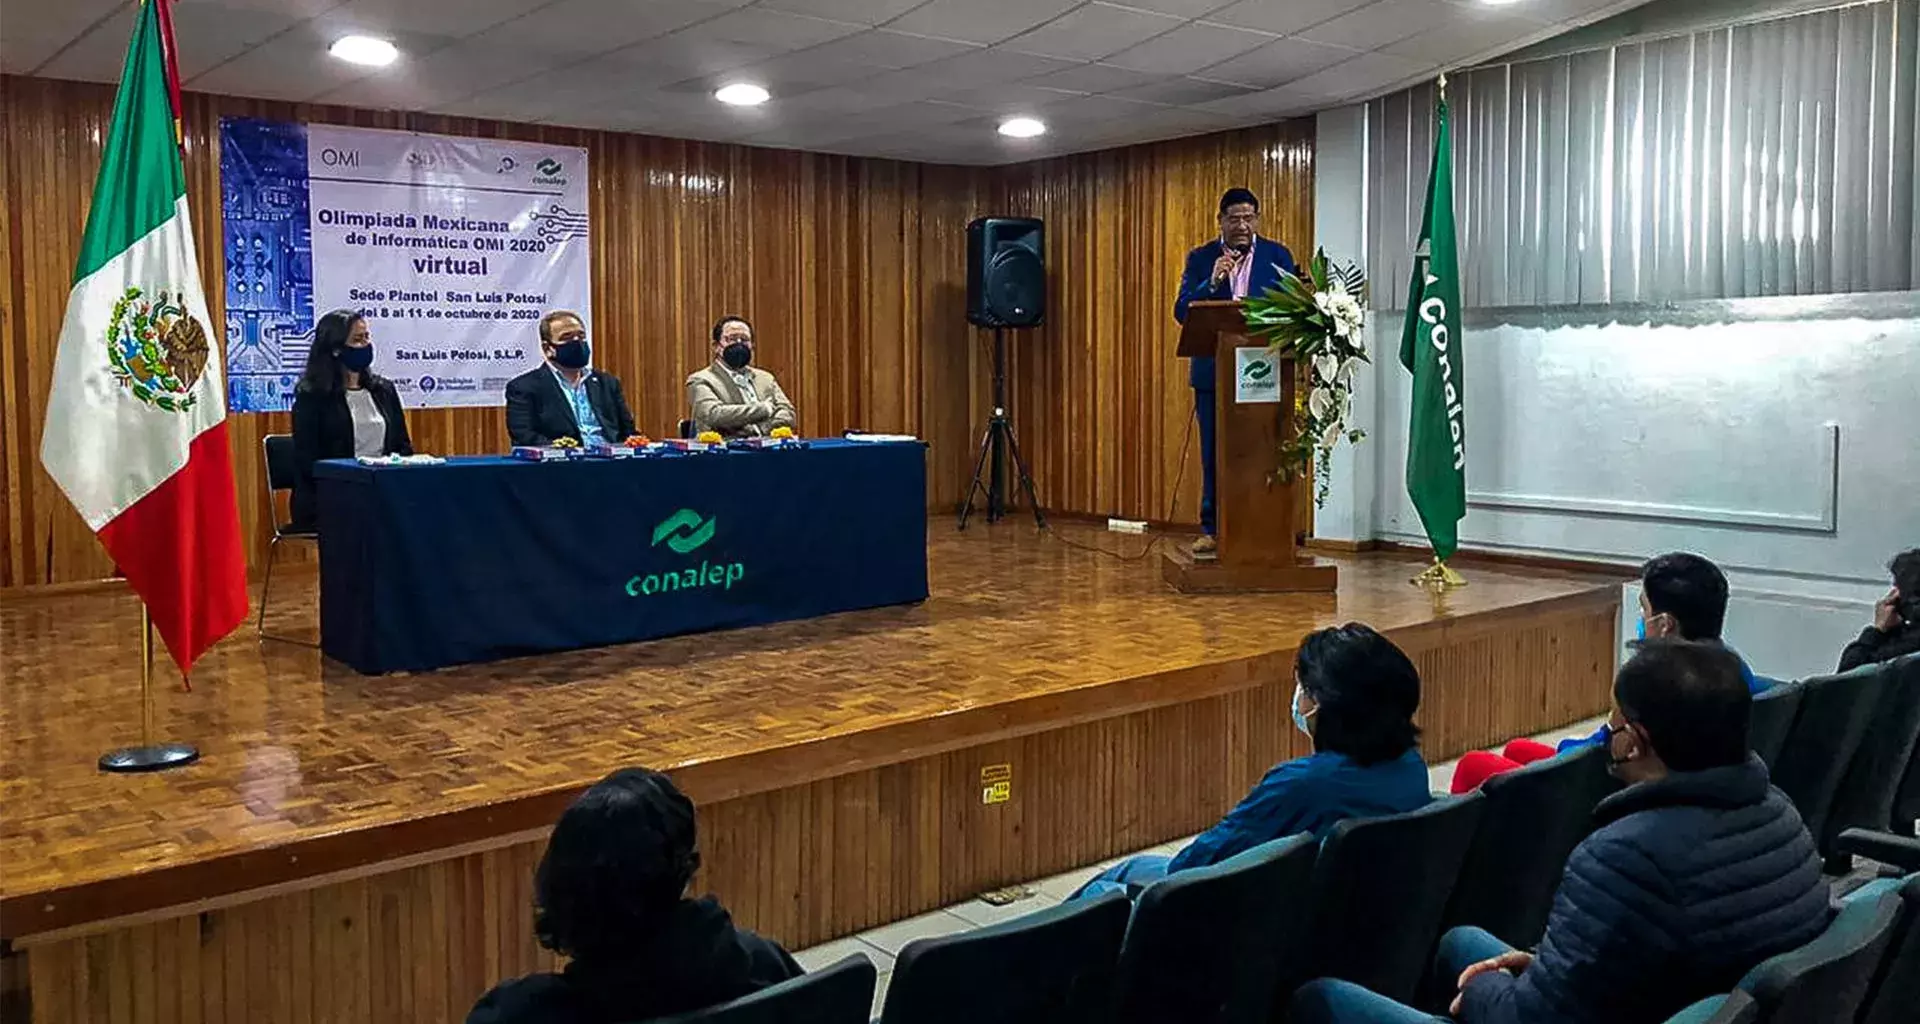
[626, 509, 745, 597]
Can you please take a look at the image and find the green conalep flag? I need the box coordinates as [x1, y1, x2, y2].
[1398, 89, 1467, 562]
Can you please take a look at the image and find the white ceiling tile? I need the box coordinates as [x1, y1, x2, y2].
[884, 0, 1082, 46]
[598, 32, 786, 77]
[677, 7, 867, 49]
[796, 29, 979, 69]
[1037, 92, 1175, 124]
[1196, 81, 1339, 118]
[1296, 0, 1458, 51]
[321, 0, 558, 37]
[1106, 76, 1258, 105]
[1378, 11, 1543, 66]
[939, 83, 1084, 112]
[911, 47, 1079, 87]
[1112, 0, 1240, 15]
[1201, 0, 1373, 36]
[1192, 35, 1356, 88]
[1001, 3, 1183, 62]
[777, 85, 916, 114]
[1283, 49, 1436, 99]
[317, 38, 561, 109]
[1022, 62, 1164, 94]
[466, 0, 743, 60]
[187, 24, 459, 101]
[1103, 21, 1271, 76]
[26, 4, 135, 82]
[758, 0, 928, 24]
[718, 51, 888, 93]
[0, 0, 132, 75]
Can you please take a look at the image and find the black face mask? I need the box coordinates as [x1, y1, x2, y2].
[722, 341, 752, 370]
[550, 339, 590, 369]
[337, 345, 375, 373]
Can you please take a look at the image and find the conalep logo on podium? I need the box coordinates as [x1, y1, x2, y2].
[626, 509, 745, 597]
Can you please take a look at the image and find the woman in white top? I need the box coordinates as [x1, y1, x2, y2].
[290, 310, 413, 530]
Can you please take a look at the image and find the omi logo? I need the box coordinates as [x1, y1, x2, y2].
[626, 509, 745, 598]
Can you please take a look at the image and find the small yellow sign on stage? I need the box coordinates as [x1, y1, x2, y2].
[981, 763, 1012, 804]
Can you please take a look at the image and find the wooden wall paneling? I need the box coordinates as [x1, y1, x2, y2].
[3, 74, 1320, 587]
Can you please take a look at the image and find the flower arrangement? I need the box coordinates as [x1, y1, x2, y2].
[1239, 247, 1369, 508]
[621, 434, 652, 448]
[551, 436, 581, 450]
[695, 430, 723, 445]
[769, 426, 795, 440]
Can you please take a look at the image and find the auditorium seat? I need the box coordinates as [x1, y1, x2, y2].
[1110, 833, 1317, 1024]
[1440, 744, 1616, 949]
[1834, 828, 1920, 1024]
[1828, 654, 1920, 856]
[1288, 793, 1486, 1006]
[1731, 883, 1903, 1024]
[877, 890, 1129, 1024]
[1661, 990, 1759, 1024]
[652, 954, 875, 1023]
[1770, 663, 1889, 864]
[1746, 680, 1805, 769]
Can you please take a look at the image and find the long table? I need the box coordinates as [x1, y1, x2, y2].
[314, 439, 928, 673]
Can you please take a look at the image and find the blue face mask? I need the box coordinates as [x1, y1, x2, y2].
[337, 345, 374, 373]
[1291, 685, 1316, 737]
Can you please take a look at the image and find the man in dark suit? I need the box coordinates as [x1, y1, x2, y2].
[505, 310, 638, 447]
[1174, 187, 1298, 560]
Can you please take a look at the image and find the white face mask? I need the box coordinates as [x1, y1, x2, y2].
[1291, 684, 1317, 737]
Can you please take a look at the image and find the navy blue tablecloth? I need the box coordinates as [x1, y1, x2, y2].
[314, 440, 928, 673]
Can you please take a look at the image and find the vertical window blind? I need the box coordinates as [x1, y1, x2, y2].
[1367, 0, 1918, 309]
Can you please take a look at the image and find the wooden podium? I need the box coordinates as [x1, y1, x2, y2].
[1163, 301, 1339, 594]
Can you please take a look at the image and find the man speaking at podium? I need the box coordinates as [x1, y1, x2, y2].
[1174, 188, 1297, 561]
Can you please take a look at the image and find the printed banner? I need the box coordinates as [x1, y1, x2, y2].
[220, 119, 590, 410]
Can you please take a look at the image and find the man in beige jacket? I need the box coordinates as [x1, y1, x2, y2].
[686, 316, 796, 439]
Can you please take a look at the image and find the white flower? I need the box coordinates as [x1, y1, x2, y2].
[1313, 291, 1337, 318]
[1313, 352, 1340, 385]
[1309, 386, 1333, 420]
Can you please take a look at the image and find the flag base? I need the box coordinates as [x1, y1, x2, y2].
[1410, 559, 1467, 592]
[98, 742, 200, 773]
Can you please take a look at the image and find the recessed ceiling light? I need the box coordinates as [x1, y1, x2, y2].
[715, 83, 770, 106]
[329, 35, 398, 67]
[998, 117, 1046, 139]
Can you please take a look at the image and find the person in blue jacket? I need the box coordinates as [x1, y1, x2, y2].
[1073, 623, 1431, 899]
[1173, 187, 1298, 561]
[1451, 552, 1775, 793]
[1290, 639, 1830, 1024]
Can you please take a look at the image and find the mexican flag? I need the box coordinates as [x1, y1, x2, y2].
[39, 0, 247, 674]
[1398, 87, 1467, 563]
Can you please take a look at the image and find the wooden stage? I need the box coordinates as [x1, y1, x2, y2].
[0, 522, 1622, 1024]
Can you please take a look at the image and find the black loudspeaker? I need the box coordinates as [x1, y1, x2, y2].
[967, 217, 1045, 328]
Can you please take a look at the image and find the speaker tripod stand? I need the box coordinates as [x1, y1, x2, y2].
[958, 327, 1046, 530]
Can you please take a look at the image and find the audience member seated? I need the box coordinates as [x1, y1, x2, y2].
[289, 309, 413, 530]
[1838, 548, 1920, 671]
[504, 310, 639, 447]
[687, 315, 796, 439]
[465, 768, 802, 1024]
[1290, 638, 1831, 1024]
[1072, 623, 1430, 899]
[1452, 552, 1768, 793]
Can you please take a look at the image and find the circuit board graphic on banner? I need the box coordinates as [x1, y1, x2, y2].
[220, 119, 590, 411]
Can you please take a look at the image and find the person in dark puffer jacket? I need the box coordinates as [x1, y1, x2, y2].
[1290, 639, 1832, 1024]
[466, 768, 802, 1024]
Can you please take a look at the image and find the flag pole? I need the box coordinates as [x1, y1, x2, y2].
[1411, 558, 1467, 591]
[98, 602, 201, 773]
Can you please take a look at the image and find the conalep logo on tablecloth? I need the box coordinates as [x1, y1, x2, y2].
[626, 508, 745, 597]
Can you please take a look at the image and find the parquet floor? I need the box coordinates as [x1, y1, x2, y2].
[0, 521, 1620, 939]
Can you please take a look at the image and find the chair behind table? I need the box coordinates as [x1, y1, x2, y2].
[1110, 833, 1318, 1024]
[1441, 744, 1617, 950]
[1292, 792, 1487, 1006]
[877, 890, 1129, 1024]
[646, 954, 875, 1024]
